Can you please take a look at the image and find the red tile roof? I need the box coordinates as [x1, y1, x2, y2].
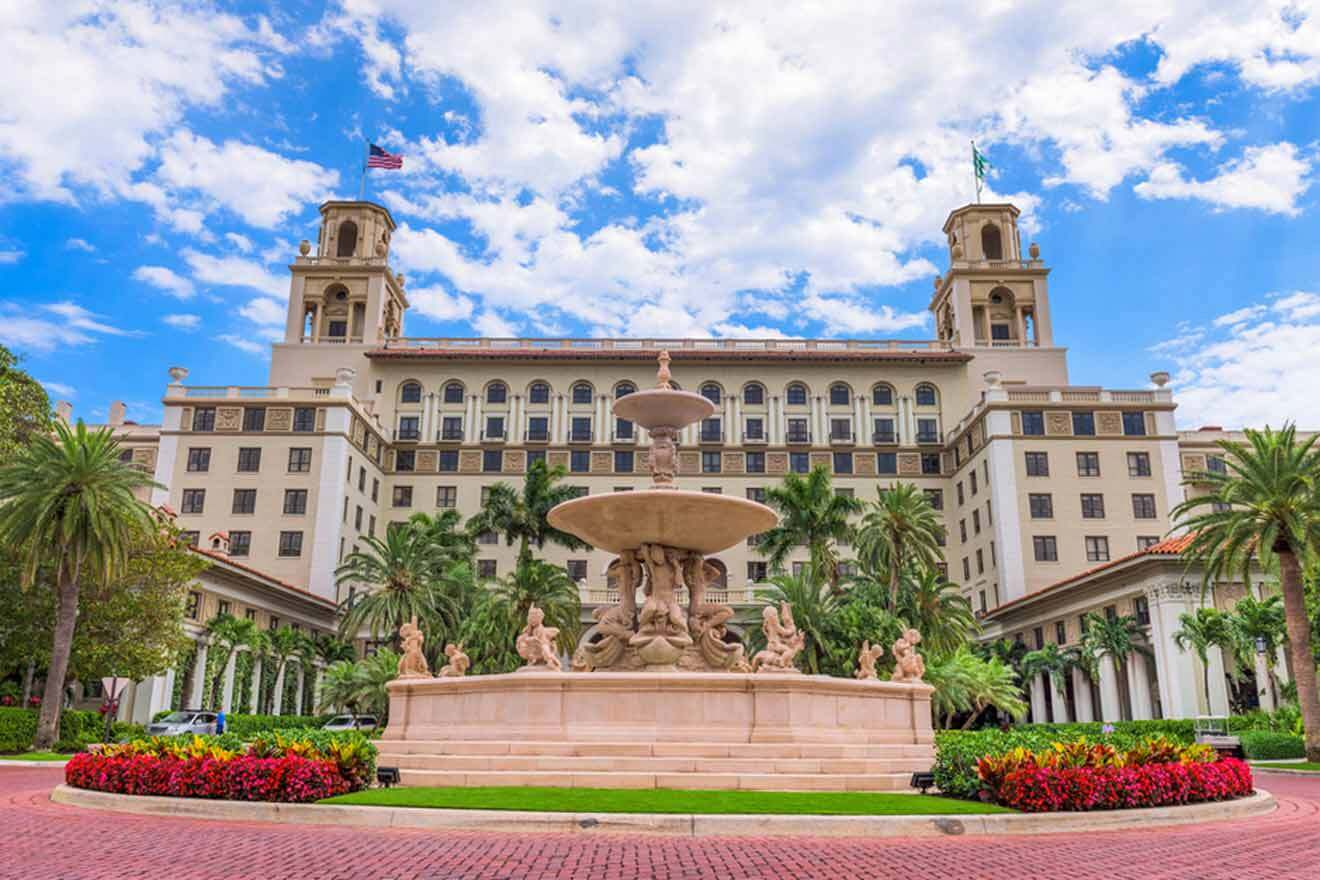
[189, 546, 338, 609]
[986, 533, 1195, 619]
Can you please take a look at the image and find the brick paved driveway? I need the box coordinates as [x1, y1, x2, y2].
[4, 764, 1318, 879]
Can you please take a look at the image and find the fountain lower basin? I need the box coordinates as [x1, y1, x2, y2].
[547, 490, 778, 555]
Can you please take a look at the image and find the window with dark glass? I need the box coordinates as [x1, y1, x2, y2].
[1206, 455, 1227, 474]
[392, 486, 413, 508]
[829, 384, 850, 406]
[181, 489, 205, 514]
[959, 520, 967, 543]
[789, 452, 810, 473]
[830, 418, 851, 440]
[1085, 536, 1110, 562]
[395, 450, 415, 472]
[700, 383, 721, 404]
[924, 488, 942, 510]
[288, 447, 312, 472]
[1137, 535, 1160, 550]
[746, 487, 766, 503]
[187, 447, 210, 472]
[231, 488, 256, 514]
[747, 561, 768, 581]
[353, 506, 363, 531]
[1132, 494, 1157, 519]
[614, 450, 633, 473]
[443, 383, 464, 403]
[956, 482, 965, 506]
[915, 385, 937, 406]
[872, 385, 893, 406]
[570, 417, 592, 442]
[744, 417, 763, 440]
[1081, 493, 1105, 518]
[1127, 452, 1151, 477]
[485, 416, 504, 440]
[1025, 451, 1049, 476]
[477, 530, 499, 545]
[1072, 411, 1095, 436]
[745, 452, 765, 473]
[526, 449, 546, 469]
[702, 451, 721, 473]
[743, 384, 764, 405]
[527, 416, 548, 441]
[397, 416, 420, 441]
[614, 383, 635, 398]
[278, 531, 303, 557]
[701, 418, 722, 442]
[236, 447, 261, 473]
[1028, 493, 1053, 518]
[1055, 621, 1067, 644]
[1134, 595, 1151, 626]
[482, 450, 503, 473]
[439, 450, 458, 472]
[185, 592, 201, 618]
[566, 560, 588, 582]
[786, 418, 809, 443]
[441, 416, 463, 441]
[915, 418, 937, 444]
[833, 452, 853, 474]
[962, 557, 971, 580]
[192, 407, 216, 431]
[615, 418, 633, 439]
[570, 450, 590, 473]
[1076, 451, 1101, 477]
[976, 549, 985, 574]
[1033, 536, 1058, 562]
[477, 559, 497, 578]
[786, 384, 808, 406]
[921, 453, 941, 475]
[228, 531, 251, 557]
[436, 486, 457, 508]
[400, 382, 422, 403]
[487, 383, 508, 404]
[1122, 411, 1147, 436]
[242, 407, 266, 432]
[292, 407, 316, 432]
[528, 382, 550, 404]
[873, 417, 896, 443]
[877, 452, 897, 474]
[972, 509, 981, 534]
[1021, 410, 1044, 435]
[571, 383, 592, 405]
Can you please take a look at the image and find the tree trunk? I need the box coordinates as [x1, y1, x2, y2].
[21, 659, 35, 705]
[36, 560, 81, 750]
[1277, 550, 1320, 761]
[960, 706, 985, 730]
[1202, 655, 1212, 715]
[888, 552, 900, 611]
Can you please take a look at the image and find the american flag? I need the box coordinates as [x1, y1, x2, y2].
[367, 144, 403, 169]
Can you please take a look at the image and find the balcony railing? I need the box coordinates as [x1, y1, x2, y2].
[568, 430, 593, 443]
[525, 429, 550, 443]
[481, 430, 505, 441]
[438, 428, 464, 441]
[872, 431, 897, 444]
[916, 432, 941, 445]
[699, 430, 724, 443]
[396, 428, 420, 442]
[829, 431, 853, 444]
[382, 337, 956, 353]
[785, 430, 811, 444]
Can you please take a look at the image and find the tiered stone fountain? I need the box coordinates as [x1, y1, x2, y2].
[379, 353, 934, 791]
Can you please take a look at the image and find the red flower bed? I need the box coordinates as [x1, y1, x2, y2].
[65, 753, 351, 803]
[995, 758, 1253, 812]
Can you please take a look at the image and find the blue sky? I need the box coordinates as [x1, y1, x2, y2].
[2, 1, 1318, 429]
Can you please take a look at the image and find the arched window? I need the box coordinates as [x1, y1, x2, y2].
[528, 382, 550, 404]
[400, 382, 422, 404]
[829, 383, 851, 406]
[743, 383, 765, 405]
[571, 382, 593, 405]
[786, 383, 808, 406]
[442, 382, 465, 404]
[915, 383, 938, 407]
[614, 382, 635, 398]
[981, 224, 1003, 261]
[336, 220, 358, 258]
[872, 384, 894, 406]
[486, 382, 508, 404]
[700, 383, 721, 404]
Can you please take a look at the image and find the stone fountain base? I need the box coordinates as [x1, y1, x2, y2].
[379, 672, 934, 791]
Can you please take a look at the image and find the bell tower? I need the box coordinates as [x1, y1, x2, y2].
[283, 201, 409, 345]
[929, 203, 1053, 349]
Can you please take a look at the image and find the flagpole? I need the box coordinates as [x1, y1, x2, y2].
[358, 139, 369, 201]
[971, 140, 980, 204]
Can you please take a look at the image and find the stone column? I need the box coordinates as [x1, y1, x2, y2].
[1071, 668, 1095, 722]
[595, 395, 607, 446]
[249, 656, 262, 713]
[508, 395, 520, 446]
[862, 395, 872, 442]
[770, 397, 781, 445]
[272, 662, 286, 716]
[1029, 675, 1048, 724]
[189, 639, 209, 710]
[465, 394, 477, 443]
[853, 395, 864, 444]
[130, 674, 174, 725]
[1098, 656, 1123, 722]
[294, 663, 306, 715]
[550, 394, 562, 444]
[220, 650, 237, 713]
[1207, 646, 1232, 716]
[810, 396, 822, 446]
[730, 396, 741, 444]
[312, 663, 324, 715]
[1147, 585, 1201, 719]
[1128, 653, 1154, 720]
[1051, 677, 1072, 723]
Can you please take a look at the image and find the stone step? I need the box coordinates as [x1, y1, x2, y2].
[394, 768, 916, 792]
[378, 740, 933, 760]
[381, 753, 925, 775]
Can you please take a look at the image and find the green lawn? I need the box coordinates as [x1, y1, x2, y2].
[1255, 761, 1320, 772]
[322, 786, 1011, 816]
[0, 752, 71, 762]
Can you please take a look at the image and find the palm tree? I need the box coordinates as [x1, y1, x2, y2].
[926, 648, 1026, 729]
[1021, 642, 1073, 719]
[855, 481, 944, 609]
[890, 568, 978, 660]
[466, 459, 587, 567]
[757, 466, 862, 592]
[266, 625, 309, 715]
[1082, 612, 1150, 721]
[1172, 425, 1320, 760]
[0, 421, 157, 748]
[493, 558, 582, 654]
[318, 659, 364, 714]
[1173, 606, 1237, 714]
[202, 614, 262, 711]
[754, 571, 840, 675]
[336, 525, 464, 645]
[407, 508, 474, 563]
[1229, 592, 1288, 708]
[316, 650, 399, 718]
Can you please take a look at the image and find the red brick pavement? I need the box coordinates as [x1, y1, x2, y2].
[3, 764, 1319, 880]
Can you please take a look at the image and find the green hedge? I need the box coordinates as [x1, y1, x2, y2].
[149, 711, 333, 736]
[0, 708, 142, 753]
[1240, 730, 1306, 760]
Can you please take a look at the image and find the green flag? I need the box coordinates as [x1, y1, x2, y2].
[972, 145, 990, 181]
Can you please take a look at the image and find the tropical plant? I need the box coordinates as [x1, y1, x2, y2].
[890, 568, 978, 660]
[753, 571, 840, 675]
[203, 614, 263, 711]
[855, 481, 945, 608]
[465, 459, 587, 567]
[1021, 643, 1072, 699]
[1082, 612, 1150, 721]
[0, 420, 158, 748]
[265, 625, 309, 714]
[335, 524, 466, 646]
[455, 592, 522, 675]
[492, 558, 582, 654]
[407, 508, 475, 562]
[1172, 425, 1320, 760]
[756, 466, 862, 592]
[926, 647, 1026, 729]
[318, 650, 399, 718]
[1228, 592, 1288, 708]
[1172, 606, 1238, 714]
[309, 632, 356, 666]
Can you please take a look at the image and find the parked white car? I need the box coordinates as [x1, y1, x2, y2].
[146, 711, 219, 737]
[322, 714, 378, 732]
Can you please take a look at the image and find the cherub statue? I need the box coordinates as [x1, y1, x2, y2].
[689, 602, 745, 671]
[655, 349, 672, 389]
[581, 603, 635, 669]
[396, 616, 430, 678]
[890, 628, 926, 683]
[439, 642, 470, 677]
[751, 602, 805, 673]
[855, 640, 884, 680]
[649, 427, 678, 486]
[608, 550, 643, 620]
[682, 552, 722, 614]
[636, 544, 687, 637]
[516, 605, 562, 671]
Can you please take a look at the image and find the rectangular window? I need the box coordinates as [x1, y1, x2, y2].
[392, 486, 413, 508]
[921, 453, 941, 475]
[441, 416, 463, 441]
[477, 559, 497, 579]
[1072, 411, 1095, 436]
[278, 531, 303, 557]
[397, 416, 420, 441]
[566, 560, 588, 582]
[701, 418, 722, 442]
[181, 489, 205, 514]
[1127, 452, 1151, 477]
[702, 486, 722, 494]
[288, 447, 312, 473]
[1028, 493, 1053, 518]
[747, 561, 768, 582]
[1033, 626, 1045, 650]
[916, 418, 939, 444]
[570, 417, 592, 442]
[1024, 451, 1049, 476]
[436, 486, 457, 509]
[745, 487, 767, 505]
[1137, 535, 1160, 550]
[283, 489, 308, 515]
[744, 417, 764, 440]
[1134, 595, 1151, 626]
[924, 488, 943, 510]
[1033, 536, 1058, 562]
[438, 450, 458, 472]
[231, 488, 256, 514]
[990, 323, 1011, 340]
[185, 592, 201, 619]
[228, 531, 251, 557]
[873, 417, 896, 444]
[570, 449, 590, 473]
[1085, 536, 1110, 562]
[1132, 493, 1157, 519]
[236, 447, 261, 473]
[1122, 411, 1147, 436]
[877, 452, 897, 475]
[354, 505, 363, 531]
[368, 515, 376, 537]
[745, 451, 765, 474]
[1055, 621, 1067, 644]
[614, 450, 634, 473]
[615, 418, 634, 440]
[371, 478, 380, 502]
[959, 520, 967, 543]
[972, 509, 981, 534]
[789, 452, 810, 473]
[242, 407, 266, 432]
[702, 451, 721, 473]
[786, 418, 810, 444]
[1021, 410, 1045, 436]
[186, 447, 210, 472]
[485, 416, 505, 440]
[833, 452, 853, 474]
[292, 407, 316, 432]
[526, 449, 546, 469]
[830, 418, 852, 441]
[962, 557, 971, 580]
[1207, 455, 1227, 474]
[483, 450, 503, 473]
[527, 416, 549, 441]
[179, 531, 200, 548]
[956, 482, 965, 506]
[192, 407, 216, 431]
[1076, 451, 1101, 477]
[970, 471, 978, 495]
[395, 449, 415, 472]
[1081, 493, 1105, 518]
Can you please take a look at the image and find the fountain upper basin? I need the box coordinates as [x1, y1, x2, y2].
[612, 388, 715, 430]
[547, 489, 778, 554]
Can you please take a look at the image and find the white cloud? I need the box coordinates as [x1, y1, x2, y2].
[472, 310, 519, 337]
[1135, 143, 1313, 216]
[406, 285, 475, 323]
[162, 313, 201, 330]
[238, 297, 286, 326]
[218, 333, 268, 357]
[0, 250, 24, 264]
[65, 238, 95, 253]
[1156, 291, 1320, 428]
[225, 232, 254, 253]
[40, 380, 75, 397]
[43, 302, 133, 336]
[182, 250, 286, 299]
[133, 265, 196, 299]
[0, 301, 130, 353]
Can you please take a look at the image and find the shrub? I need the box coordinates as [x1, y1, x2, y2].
[222, 714, 332, 738]
[1239, 730, 1305, 760]
[994, 759, 1253, 812]
[0, 707, 116, 753]
[933, 727, 1156, 799]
